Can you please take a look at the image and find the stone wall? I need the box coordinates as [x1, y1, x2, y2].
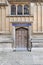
[31, 3, 43, 33]
[0, 0, 43, 35]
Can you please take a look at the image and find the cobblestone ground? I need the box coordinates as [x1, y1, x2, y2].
[0, 49, 43, 65]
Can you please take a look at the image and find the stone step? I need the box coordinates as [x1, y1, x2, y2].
[32, 43, 43, 47]
[31, 37, 43, 43]
[31, 48, 43, 52]
[0, 35, 13, 43]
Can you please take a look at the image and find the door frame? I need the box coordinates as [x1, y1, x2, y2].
[15, 27, 28, 51]
[12, 23, 32, 51]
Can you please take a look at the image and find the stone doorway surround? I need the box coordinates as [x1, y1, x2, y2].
[15, 27, 28, 50]
[11, 22, 33, 51]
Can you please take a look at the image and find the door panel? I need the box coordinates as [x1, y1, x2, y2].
[15, 27, 28, 50]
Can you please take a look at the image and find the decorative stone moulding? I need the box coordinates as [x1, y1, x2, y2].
[7, 15, 33, 23]
[0, 3, 8, 6]
[8, 0, 30, 2]
[8, 0, 43, 2]
[31, 0, 43, 2]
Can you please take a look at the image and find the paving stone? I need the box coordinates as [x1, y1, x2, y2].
[0, 50, 43, 65]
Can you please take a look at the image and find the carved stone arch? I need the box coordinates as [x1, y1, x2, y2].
[16, 27, 28, 30]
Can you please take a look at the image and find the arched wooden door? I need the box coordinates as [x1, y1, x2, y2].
[15, 27, 28, 50]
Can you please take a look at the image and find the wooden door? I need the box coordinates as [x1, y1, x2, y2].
[15, 27, 28, 50]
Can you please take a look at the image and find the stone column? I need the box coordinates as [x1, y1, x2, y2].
[33, 4, 38, 32]
[2, 7, 6, 31]
[42, 4, 43, 32]
[6, 5, 10, 32]
[38, 3, 42, 32]
[6, 18, 10, 32]
[22, 5, 24, 15]
[28, 24, 32, 51]
[8, 4, 11, 15]
[30, 3, 34, 15]
[0, 7, 2, 31]
[12, 26, 16, 50]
